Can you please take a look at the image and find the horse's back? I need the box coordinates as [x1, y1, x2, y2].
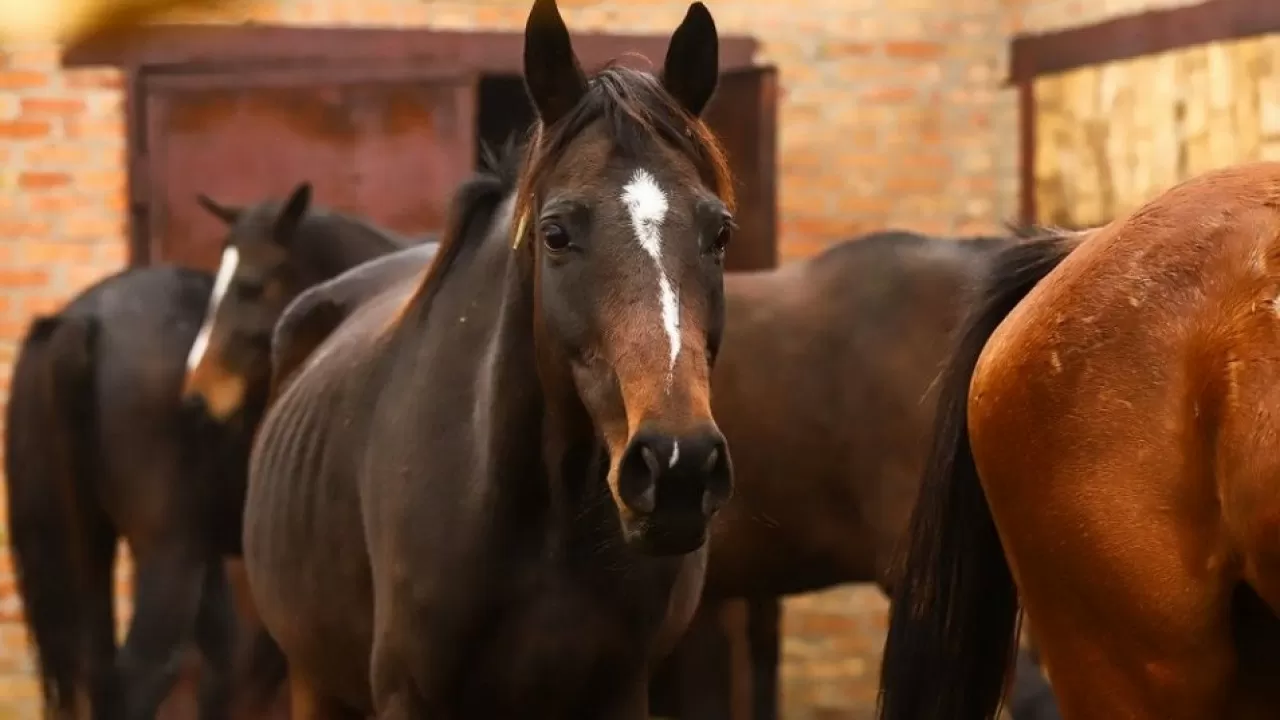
[63, 265, 211, 404]
[706, 230, 1011, 595]
[972, 161, 1280, 441]
[58, 266, 214, 529]
[272, 242, 439, 396]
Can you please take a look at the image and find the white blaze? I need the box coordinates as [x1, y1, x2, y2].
[620, 169, 681, 380]
[186, 246, 240, 372]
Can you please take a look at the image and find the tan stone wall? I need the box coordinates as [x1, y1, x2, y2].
[0, 0, 1166, 716]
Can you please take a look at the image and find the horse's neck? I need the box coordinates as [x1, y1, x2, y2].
[408, 212, 612, 546]
[313, 216, 406, 278]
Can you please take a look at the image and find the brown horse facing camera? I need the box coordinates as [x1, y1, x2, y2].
[241, 0, 739, 716]
[879, 160, 1280, 720]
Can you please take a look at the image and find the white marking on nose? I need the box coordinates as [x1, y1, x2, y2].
[669, 440, 680, 468]
[620, 169, 680, 381]
[186, 245, 240, 373]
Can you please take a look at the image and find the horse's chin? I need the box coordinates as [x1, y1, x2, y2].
[619, 512, 709, 557]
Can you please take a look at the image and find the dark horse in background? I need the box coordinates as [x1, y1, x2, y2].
[259, 226, 1066, 720]
[647, 229, 1063, 720]
[4, 181, 421, 720]
[240, 0, 740, 715]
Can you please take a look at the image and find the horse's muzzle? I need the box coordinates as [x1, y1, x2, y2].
[615, 424, 733, 555]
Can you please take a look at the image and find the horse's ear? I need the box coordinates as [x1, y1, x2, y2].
[523, 0, 588, 127]
[273, 182, 312, 245]
[196, 193, 241, 226]
[661, 2, 719, 118]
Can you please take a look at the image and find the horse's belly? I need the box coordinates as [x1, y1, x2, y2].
[243, 398, 375, 709]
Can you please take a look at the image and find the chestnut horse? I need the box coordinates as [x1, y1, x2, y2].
[879, 161, 1280, 720]
[649, 229, 1062, 720]
[241, 0, 740, 715]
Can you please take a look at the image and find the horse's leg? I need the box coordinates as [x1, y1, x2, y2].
[1216, 355, 1280, 713]
[745, 596, 780, 720]
[994, 489, 1234, 719]
[977, 436, 1234, 720]
[289, 675, 363, 720]
[660, 600, 735, 720]
[595, 678, 650, 720]
[653, 595, 778, 720]
[193, 559, 236, 720]
[116, 543, 207, 720]
[82, 517, 123, 720]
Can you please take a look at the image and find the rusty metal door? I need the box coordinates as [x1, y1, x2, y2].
[137, 65, 478, 270]
[703, 66, 779, 273]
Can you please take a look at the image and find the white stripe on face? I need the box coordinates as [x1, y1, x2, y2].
[620, 169, 681, 382]
[186, 245, 241, 373]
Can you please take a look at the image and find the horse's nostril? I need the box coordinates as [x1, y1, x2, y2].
[640, 445, 662, 478]
[618, 440, 660, 514]
[617, 426, 732, 520]
[634, 445, 660, 514]
[701, 488, 718, 516]
[701, 446, 720, 475]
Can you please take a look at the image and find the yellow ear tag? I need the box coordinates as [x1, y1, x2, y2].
[512, 209, 529, 250]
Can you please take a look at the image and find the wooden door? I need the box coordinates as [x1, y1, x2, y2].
[136, 64, 478, 269]
[704, 65, 779, 273]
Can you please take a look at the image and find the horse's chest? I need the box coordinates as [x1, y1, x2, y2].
[438, 573, 657, 715]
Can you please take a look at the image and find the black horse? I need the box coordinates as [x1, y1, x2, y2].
[5, 184, 425, 720]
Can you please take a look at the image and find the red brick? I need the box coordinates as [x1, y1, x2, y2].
[63, 119, 123, 140]
[884, 174, 946, 194]
[19, 97, 86, 118]
[22, 145, 91, 167]
[860, 85, 918, 103]
[66, 265, 113, 294]
[899, 152, 953, 170]
[0, 121, 50, 140]
[20, 294, 68, 317]
[0, 219, 51, 238]
[0, 268, 49, 288]
[64, 70, 123, 90]
[29, 194, 81, 214]
[0, 71, 47, 90]
[819, 41, 874, 58]
[884, 40, 946, 60]
[64, 216, 122, 241]
[17, 172, 71, 191]
[20, 242, 96, 266]
[78, 170, 125, 193]
[2, 48, 59, 69]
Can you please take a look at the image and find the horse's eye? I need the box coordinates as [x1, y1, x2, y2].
[542, 223, 571, 254]
[711, 219, 733, 256]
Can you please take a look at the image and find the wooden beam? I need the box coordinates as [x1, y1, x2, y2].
[1009, 0, 1280, 84]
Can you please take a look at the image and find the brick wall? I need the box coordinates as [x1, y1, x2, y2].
[0, 0, 1164, 716]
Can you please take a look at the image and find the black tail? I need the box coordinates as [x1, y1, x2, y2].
[4, 314, 99, 714]
[239, 624, 288, 711]
[877, 233, 1078, 720]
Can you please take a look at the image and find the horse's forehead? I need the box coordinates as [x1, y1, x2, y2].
[549, 124, 699, 201]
